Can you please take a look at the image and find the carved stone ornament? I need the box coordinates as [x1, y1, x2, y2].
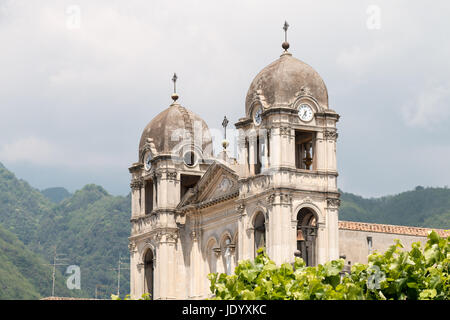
[236, 204, 245, 214]
[130, 179, 143, 190]
[137, 262, 145, 270]
[324, 130, 338, 141]
[327, 198, 341, 208]
[267, 193, 276, 204]
[213, 247, 221, 257]
[166, 171, 178, 180]
[190, 230, 199, 242]
[128, 241, 137, 253]
[279, 126, 291, 136]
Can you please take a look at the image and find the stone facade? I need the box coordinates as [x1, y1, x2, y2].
[128, 45, 448, 300]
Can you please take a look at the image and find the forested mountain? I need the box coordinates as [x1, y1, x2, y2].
[41, 187, 72, 203]
[0, 163, 130, 299]
[339, 186, 450, 229]
[0, 161, 448, 299]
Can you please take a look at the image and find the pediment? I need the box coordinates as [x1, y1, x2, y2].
[177, 161, 238, 208]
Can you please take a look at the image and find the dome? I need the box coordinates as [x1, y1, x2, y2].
[139, 102, 213, 160]
[245, 52, 328, 116]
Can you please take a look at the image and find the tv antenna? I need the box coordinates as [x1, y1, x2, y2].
[44, 246, 69, 297]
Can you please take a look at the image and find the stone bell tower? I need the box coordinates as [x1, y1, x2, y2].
[128, 74, 214, 299]
[235, 22, 340, 266]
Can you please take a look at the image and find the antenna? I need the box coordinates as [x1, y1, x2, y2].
[44, 246, 69, 297]
[109, 255, 130, 297]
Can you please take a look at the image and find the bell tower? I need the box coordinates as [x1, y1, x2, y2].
[129, 74, 214, 299]
[235, 22, 340, 266]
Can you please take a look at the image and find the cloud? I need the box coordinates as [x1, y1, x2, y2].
[0, 1, 450, 196]
[336, 42, 388, 78]
[402, 84, 450, 128]
[0, 136, 122, 169]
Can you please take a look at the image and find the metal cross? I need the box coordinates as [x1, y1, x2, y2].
[222, 116, 229, 140]
[283, 21, 289, 42]
[172, 73, 178, 93]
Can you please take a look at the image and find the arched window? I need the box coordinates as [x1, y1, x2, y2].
[206, 239, 217, 275]
[144, 249, 154, 299]
[253, 212, 266, 256]
[296, 208, 318, 266]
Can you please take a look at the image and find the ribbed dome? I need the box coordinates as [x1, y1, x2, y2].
[139, 103, 213, 158]
[245, 52, 328, 116]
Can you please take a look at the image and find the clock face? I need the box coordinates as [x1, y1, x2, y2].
[253, 107, 263, 126]
[144, 153, 152, 171]
[298, 104, 314, 122]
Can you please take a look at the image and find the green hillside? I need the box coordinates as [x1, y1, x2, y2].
[340, 186, 450, 229]
[0, 224, 71, 299]
[36, 185, 131, 299]
[0, 163, 53, 245]
[0, 163, 130, 299]
[41, 187, 72, 203]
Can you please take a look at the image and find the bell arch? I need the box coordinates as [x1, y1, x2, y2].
[296, 207, 318, 266]
[252, 211, 266, 257]
[143, 248, 155, 299]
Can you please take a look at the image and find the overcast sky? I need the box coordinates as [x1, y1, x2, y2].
[1, 0, 449, 197]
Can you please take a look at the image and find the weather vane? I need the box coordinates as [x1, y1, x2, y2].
[282, 21, 290, 51]
[171, 73, 178, 102]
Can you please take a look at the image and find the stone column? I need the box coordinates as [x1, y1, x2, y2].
[327, 198, 340, 261]
[130, 179, 143, 218]
[189, 230, 201, 298]
[267, 192, 292, 265]
[155, 229, 178, 300]
[315, 131, 326, 171]
[128, 241, 138, 298]
[324, 130, 338, 172]
[316, 222, 327, 265]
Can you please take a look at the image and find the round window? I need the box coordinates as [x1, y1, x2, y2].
[183, 151, 197, 167]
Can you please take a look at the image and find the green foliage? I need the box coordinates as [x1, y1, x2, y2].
[0, 224, 72, 299]
[41, 187, 72, 203]
[208, 232, 449, 300]
[340, 187, 450, 229]
[0, 164, 131, 299]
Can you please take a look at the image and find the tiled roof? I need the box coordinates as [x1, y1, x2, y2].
[41, 296, 101, 300]
[339, 221, 449, 238]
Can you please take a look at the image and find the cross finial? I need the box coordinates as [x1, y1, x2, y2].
[222, 116, 229, 139]
[172, 73, 178, 93]
[222, 116, 230, 150]
[171, 73, 179, 102]
[282, 21, 290, 51]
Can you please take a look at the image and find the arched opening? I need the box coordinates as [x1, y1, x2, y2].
[221, 236, 232, 275]
[206, 239, 217, 275]
[253, 212, 266, 256]
[296, 208, 318, 266]
[144, 249, 154, 299]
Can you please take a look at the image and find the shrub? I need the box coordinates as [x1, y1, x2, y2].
[208, 231, 449, 300]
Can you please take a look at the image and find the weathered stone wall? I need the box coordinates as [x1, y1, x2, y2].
[339, 229, 427, 265]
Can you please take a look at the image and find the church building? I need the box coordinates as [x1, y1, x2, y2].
[128, 24, 448, 300]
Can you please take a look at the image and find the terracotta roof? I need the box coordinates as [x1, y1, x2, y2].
[41, 296, 101, 300]
[339, 221, 449, 238]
